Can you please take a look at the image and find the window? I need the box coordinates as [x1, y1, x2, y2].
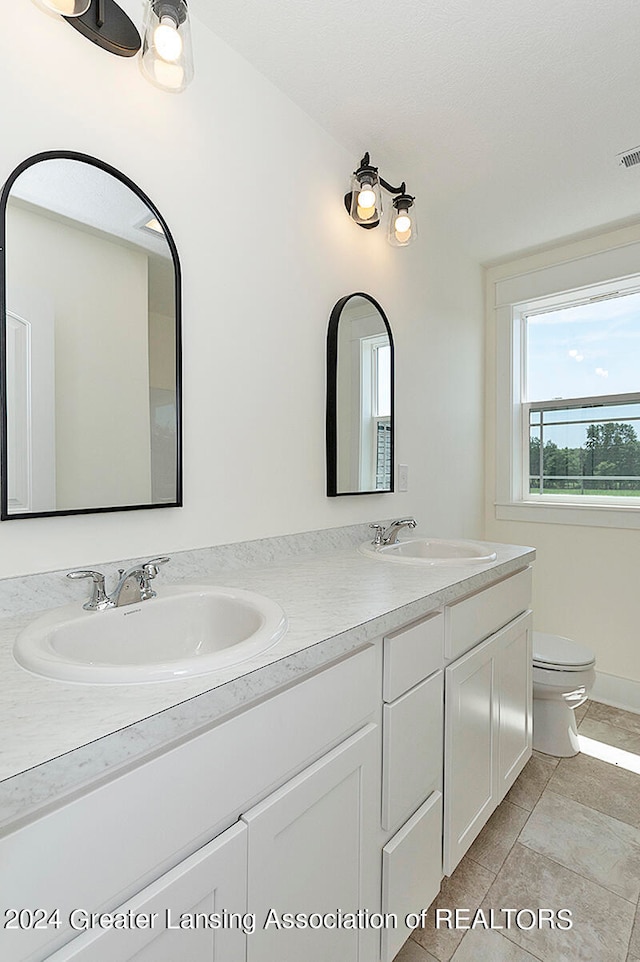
[524, 292, 640, 500]
[492, 249, 640, 528]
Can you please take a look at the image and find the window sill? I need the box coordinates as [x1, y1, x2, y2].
[495, 499, 640, 529]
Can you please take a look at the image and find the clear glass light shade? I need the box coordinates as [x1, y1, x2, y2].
[34, 0, 91, 16]
[140, 0, 194, 93]
[388, 198, 417, 247]
[348, 170, 382, 227]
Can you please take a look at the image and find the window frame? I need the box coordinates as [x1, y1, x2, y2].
[494, 271, 640, 529]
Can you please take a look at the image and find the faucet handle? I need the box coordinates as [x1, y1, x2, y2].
[369, 523, 384, 546]
[66, 569, 112, 611]
[141, 556, 170, 578]
[139, 556, 170, 600]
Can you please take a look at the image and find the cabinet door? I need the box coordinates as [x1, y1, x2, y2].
[444, 635, 498, 876]
[46, 822, 247, 962]
[444, 611, 533, 876]
[243, 724, 378, 962]
[497, 611, 532, 798]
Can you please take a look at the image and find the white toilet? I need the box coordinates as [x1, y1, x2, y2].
[532, 631, 596, 757]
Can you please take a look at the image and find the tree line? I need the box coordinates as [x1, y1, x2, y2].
[530, 422, 640, 491]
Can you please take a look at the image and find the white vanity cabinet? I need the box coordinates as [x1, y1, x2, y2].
[1, 554, 535, 962]
[1, 647, 379, 962]
[47, 725, 380, 962]
[443, 569, 533, 875]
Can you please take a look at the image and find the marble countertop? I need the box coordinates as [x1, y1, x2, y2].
[0, 525, 535, 830]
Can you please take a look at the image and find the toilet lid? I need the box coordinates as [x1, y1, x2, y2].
[533, 631, 595, 670]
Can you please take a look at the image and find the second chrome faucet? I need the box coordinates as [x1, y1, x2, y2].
[369, 518, 417, 546]
[67, 557, 170, 610]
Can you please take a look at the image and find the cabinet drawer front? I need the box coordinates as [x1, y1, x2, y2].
[444, 567, 532, 661]
[383, 612, 444, 702]
[381, 791, 442, 962]
[382, 671, 443, 832]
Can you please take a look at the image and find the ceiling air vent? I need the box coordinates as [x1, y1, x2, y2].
[617, 146, 640, 168]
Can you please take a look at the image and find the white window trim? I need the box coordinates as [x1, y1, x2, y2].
[493, 248, 640, 529]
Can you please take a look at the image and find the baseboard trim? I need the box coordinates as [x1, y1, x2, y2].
[591, 671, 640, 714]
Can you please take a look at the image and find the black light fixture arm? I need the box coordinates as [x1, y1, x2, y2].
[380, 177, 406, 196]
[355, 153, 408, 196]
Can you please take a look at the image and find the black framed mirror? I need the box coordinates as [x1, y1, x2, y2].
[326, 292, 394, 496]
[0, 151, 182, 519]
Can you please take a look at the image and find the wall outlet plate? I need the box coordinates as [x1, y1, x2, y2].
[398, 464, 409, 492]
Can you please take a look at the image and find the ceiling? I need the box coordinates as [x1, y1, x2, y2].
[193, 0, 640, 263]
[11, 159, 171, 260]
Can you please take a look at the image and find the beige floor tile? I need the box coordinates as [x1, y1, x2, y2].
[547, 752, 640, 829]
[578, 716, 640, 756]
[481, 843, 634, 962]
[411, 856, 495, 962]
[574, 702, 590, 726]
[466, 800, 530, 874]
[394, 936, 439, 962]
[533, 749, 559, 767]
[505, 752, 557, 811]
[450, 929, 542, 961]
[629, 901, 640, 958]
[586, 702, 640, 736]
[520, 790, 640, 901]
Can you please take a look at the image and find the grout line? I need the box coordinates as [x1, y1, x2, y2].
[496, 926, 559, 962]
[514, 808, 638, 910]
[482, 846, 634, 962]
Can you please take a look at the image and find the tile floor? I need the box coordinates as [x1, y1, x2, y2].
[395, 700, 640, 962]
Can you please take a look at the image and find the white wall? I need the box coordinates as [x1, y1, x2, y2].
[7, 203, 152, 509]
[0, 1, 484, 577]
[485, 223, 640, 685]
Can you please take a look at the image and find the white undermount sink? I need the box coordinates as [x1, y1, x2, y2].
[359, 537, 497, 566]
[13, 585, 288, 685]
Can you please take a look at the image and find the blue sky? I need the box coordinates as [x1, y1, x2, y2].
[526, 291, 640, 401]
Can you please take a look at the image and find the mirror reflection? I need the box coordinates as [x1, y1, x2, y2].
[1, 153, 181, 518]
[326, 293, 394, 495]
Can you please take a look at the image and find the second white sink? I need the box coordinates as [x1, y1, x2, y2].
[359, 537, 497, 566]
[14, 585, 288, 685]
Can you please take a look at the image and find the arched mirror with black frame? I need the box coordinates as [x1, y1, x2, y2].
[326, 292, 394, 496]
[0, 150, 182, 520]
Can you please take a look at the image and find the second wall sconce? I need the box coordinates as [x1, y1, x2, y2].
[344, 152, 417, 247]
[34, 0, 194, 93]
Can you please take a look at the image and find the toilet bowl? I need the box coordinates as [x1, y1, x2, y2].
[532, 631, 596, 757]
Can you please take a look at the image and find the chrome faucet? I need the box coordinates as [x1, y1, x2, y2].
[67, 557, 170, 610]
[369, 518, 417, 546]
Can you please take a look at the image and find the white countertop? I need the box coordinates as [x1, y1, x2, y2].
[0, 527, 535, 830]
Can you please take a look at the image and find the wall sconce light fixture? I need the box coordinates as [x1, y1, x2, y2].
[33, 0, 194, 93]
[344, 152, 417, 247]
